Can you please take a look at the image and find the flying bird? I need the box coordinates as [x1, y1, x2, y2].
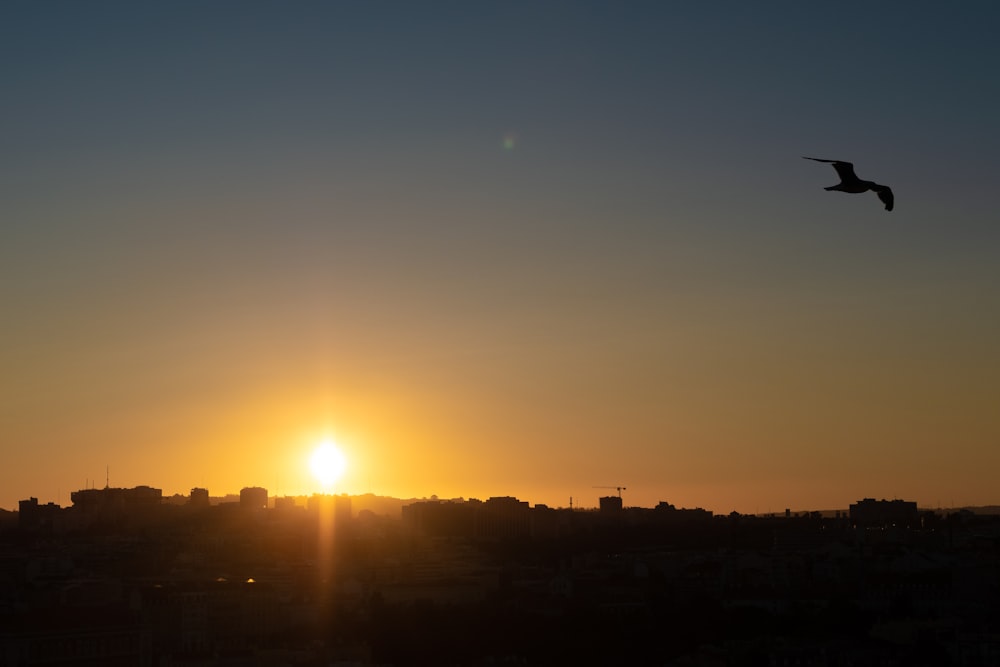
[803, 157, 894, 211]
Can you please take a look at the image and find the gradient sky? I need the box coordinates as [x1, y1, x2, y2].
[3, 1, 999, 514]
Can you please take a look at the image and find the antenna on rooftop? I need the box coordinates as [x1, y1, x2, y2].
[106, 465, 109, 489]
[593, 485, 627, 500]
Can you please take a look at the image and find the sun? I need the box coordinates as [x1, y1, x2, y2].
[309, 440, 347, 489]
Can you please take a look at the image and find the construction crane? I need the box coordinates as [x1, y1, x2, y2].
[593, 485, 627, 499]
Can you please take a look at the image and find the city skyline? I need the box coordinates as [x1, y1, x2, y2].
[6, 477, 994, 518]
[3, 2, 999, 515]
[9, 471, 993, 665]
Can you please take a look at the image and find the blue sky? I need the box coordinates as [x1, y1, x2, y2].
[2, 1, 999, 512]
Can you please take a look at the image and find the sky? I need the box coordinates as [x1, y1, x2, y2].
[2, 1, 999, 514]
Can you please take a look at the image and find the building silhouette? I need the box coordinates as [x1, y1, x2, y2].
[189, 487, 209, 508]
[17, 497, 62, 533]
[8, 488, 997, 666]
[69, 485, 163, 527]
[598, 494, 623, 513]
[474, 496, 530, 540]
[849, 497, 919, 528]
[239, 486, 267, 511]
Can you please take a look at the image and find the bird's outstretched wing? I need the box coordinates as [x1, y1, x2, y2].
[802, 156, 857, 182]
[873, 185, 894, 211]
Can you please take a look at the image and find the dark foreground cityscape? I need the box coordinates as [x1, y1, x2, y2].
[2, 486, 999, 666]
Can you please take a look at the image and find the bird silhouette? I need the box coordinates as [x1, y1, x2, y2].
[803, 157, 894, 211]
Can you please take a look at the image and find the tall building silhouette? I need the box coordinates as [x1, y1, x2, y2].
[189, 487, 209, 508]
[239, 487, 268, 510]
[849, 498, 919, 528]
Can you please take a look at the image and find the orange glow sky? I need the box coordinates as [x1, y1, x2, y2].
[2, 3, 999, 513]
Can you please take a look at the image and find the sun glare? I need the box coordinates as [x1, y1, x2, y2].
[309, 441, 347, 489]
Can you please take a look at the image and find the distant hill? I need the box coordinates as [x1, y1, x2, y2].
[948, 505, 1000, 515]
